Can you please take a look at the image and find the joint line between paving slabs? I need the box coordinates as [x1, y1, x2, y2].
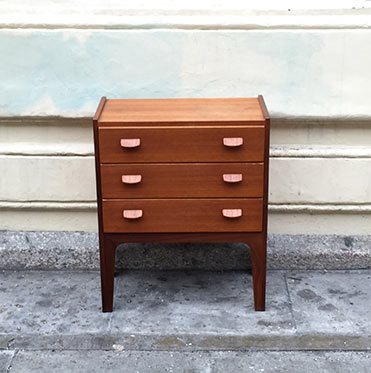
[107, 310, 113, 333]
[6, 350, 18, 373]
[283, 271, 297, 331]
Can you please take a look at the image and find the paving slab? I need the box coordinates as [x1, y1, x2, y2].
[0, 350, 14, 373]
[7, 350, 371, 373]
[287, 270, 371, 335]
[0, 270, 110, 337]
[1, 270, 371, 351]
[111, 270, 294, 336]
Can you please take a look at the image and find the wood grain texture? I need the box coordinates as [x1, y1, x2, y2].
[99, 126, 265, 163]
[250, 234, 266, 311]
[255, 95, 270, 311]
[100, 163, 264, 199]
[99, 98, 265, 125]
[106, 231, 262, 244]
[95, 96, 269, 312]
[102, 198, 263, 233]
[99, 235, 116, 312]
[93, 96, 115, 312]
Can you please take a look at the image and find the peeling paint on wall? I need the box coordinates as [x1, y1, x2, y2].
[1, 29, 370, 117]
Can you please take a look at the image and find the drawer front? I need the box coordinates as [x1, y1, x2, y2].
[101, 163, 264, 198]
[102, 199, 263, 233]
[99, 127, 265, 163]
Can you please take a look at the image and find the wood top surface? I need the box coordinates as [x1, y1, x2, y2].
[98, 98, 265, 125]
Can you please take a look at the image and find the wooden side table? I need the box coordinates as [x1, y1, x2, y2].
[93, 97, 270, 312]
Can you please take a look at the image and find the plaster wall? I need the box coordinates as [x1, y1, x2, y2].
[1, 2, 371, 234]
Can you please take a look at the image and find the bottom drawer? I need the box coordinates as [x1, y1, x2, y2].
[102, 199, 263, 233]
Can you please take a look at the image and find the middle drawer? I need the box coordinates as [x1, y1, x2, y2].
[101, 163, 264, 199]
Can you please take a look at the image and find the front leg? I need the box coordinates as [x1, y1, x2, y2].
[100, 235, 116, 312]
[246, 234, 267, 311]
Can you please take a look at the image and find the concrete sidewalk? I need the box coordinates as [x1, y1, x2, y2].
[0, 269, 370, 371]
[2, 350, 371, 372]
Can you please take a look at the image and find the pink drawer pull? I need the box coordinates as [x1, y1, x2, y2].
[123, 210, 143, 219]
[120, 138, 141, 148]
[223, 137, 243, 147]
[222, 209, 242, 218]
[122, 175, 142, 184]
[223, 174, 243, 183]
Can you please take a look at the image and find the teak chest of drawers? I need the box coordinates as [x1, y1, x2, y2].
[93, 97, 270, 312]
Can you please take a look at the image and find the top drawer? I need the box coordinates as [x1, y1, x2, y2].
[99, 126, 265, 163]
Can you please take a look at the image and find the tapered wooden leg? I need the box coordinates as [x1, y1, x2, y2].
[100, 235, 116, 312]
[248, 234, 267, 311]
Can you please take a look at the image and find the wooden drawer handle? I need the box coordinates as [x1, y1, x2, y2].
[222, 209, 242, 218]
[120, 138, 141, 148]
[223, 174, 243, 183]
[122, 175, 142, 184]
[123, 210, 143, 219]
[223, 137, 243, 147]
